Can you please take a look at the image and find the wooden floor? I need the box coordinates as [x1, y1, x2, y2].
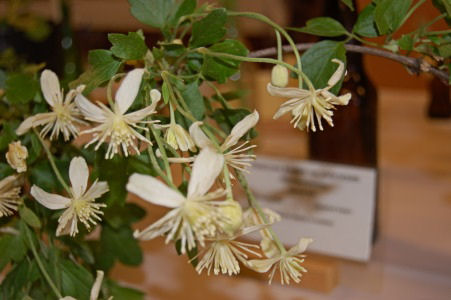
[111, 87, 451, 300]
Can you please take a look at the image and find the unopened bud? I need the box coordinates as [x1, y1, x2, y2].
[218, 201, 243, 236]
[271, 65, 289, 87]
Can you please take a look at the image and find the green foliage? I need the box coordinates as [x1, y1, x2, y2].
[0, 234, 27, 271]
[129, 0, 175, 29]
[301, 40, 346, 94]
[101, 225, 143, 266]
[109, 32, 148, 60]
[19, 206, 42, 229]
[180, 80, 205, 120]
[0, 259, 40, 299]
[4, 73, 39, 104]
[0, 122, 17, 151]
[201, 39, 248, 83]
[190, 8, 228, 47]
[108, 280, 145, 300]
[353, 3, 380, 37]
[289, 17, 348, 37]
[341, 0, 355, 11]
[374, 0, 412, 35]
[171, 0, 197, 26]
[433, 0, 451, 25]
[61, 260, 94, 300]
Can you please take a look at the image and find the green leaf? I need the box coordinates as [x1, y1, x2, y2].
[5, 73, 39, 104]
[374, 0, 412, 35]
[289, 17, 347, 37]
[102, 225, 143, 265]
[0, 122, 17, 151]
[94, 151, 126, 206]
[170, 0, 197, 26]
[432, 0, 451, 26]
[398, 35, 414, 51]
[69, 50, 121, 94]
[104, 203, 146, 229]
[129, 0, 175, 28]
[0, 259, 39, 299]
[108, 280, 145, 300]
[19, 206, 42, 229]
[438, 44, 451, 58]
[0, 234, 27, 271]
[190, 8, 227, 47]
[201, 39, 248, 83]
[301, 40, 346, 93]
[162, 81, 170, 104]
[109, 32, 148, 60]
[341, 0, 355, 11]
[354, 3, 379, 37]
[61, 260, 94, 300]
[180, 81, 205, 120]
[212, 108, 257, 138]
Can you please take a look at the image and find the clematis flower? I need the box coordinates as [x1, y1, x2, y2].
[16, 69, 86, 141]
[5, 141, 28, 173]
[163, 122, 196, 152]
[187, 110, 259, 175]
[0, 175, 21, 217]
[246, 237, 313, 285]
[31, 156, 109, 236]
[242, 206, 281, 242]
[75, 69, 160, 159]
[60, 270, 111, 300]
[195, 224, 263, 276]
[127, 147, 233, 254]
[268, 59, 351, 132]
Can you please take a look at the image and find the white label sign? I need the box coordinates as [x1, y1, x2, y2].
[245, 156, 377, 261]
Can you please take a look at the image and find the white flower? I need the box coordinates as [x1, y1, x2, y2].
[60, 270, 111, 300]
[16, 69, 86, 141]
[242, 207, 281, 243]
[31, 156, 109, 236]
[5, 141, 28, 173]
[268, 59, 351, 132]
[164, 122, 196, 152]
[271, 65, 289, 88]
[127, 147, 231, 254]
[75, 69, 159, 159]
[187, 110, 259, 175]
[246, 238, 313, 285]
[196, 224, 262, 276]
[0, 175, 21, 217]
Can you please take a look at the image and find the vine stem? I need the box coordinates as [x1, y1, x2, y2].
[249, 42, 450, 84]
[24, 224, 63, 299]
[33, 128, 71, 195]
[237, 172, 286, 255]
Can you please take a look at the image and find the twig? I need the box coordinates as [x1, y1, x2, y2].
[249, 43, 449, 84]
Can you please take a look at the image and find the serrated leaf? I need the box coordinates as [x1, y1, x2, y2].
[180, 80, 205, 120]
[69, 50, 121, 94]
[129, 0, 175, 28]
[374, 0, 412, 35]
[301, 40, 346, 94]
[5, 73, 39, 104]
[354, 3, 379, 37]
[19, 206, 42, 229]
[201, 39, 248, 83]
[101, 225, 143, 266]
[109, 32, 148, 60]
[289, 17, 347, 37]
[190, 8, 227, 47]
[341, 0, 355, 11]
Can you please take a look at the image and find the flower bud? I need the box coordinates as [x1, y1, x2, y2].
[218, 201, 243, 236]
[271, 65, 289, 87]
[5, 141, 28, 173]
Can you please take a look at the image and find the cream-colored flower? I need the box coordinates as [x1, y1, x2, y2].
[16, 69, 86, 141]
[246, 237, 313, 285]
[242, 206, 281, 243]
[164, 122, 196, 152]
[0, 175, 21, 217]
[60, 270, 111, 300]
[127, 147, 232, 254]
[268, 59, 351, 132]
[196, 224, 263, 276]
[5, 141, 28, 173]
[271, 65, 289, 88]
[31, 156, 109, 236]
[75, 69, 159, 159]
[187, 110, 259, 175]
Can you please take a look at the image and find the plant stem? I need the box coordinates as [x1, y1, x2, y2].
[223, 164, 233, 200]
[24, 225, 62, 299]
[237, 172, 286, 255]
[399, 0, 427, 29]
[150, 126, 173, 182]
[33, 128, 71, 195]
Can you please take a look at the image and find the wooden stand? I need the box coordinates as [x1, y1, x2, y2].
[241, 252, 339, 293]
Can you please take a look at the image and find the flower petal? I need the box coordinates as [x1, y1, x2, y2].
[40, 69, 62, 106]
[69, 156, 89, 198]
[267, 83, 310, 98]
[16, 116, 36, 135]
[75, 94, 107, 122]
[127, 173, 185, 208]
[245, 257, 280, 273]
[115, 68, 145, 114]
[90, 270, 104, 300]
[187, 147, 224, 198]
[221, 110, 259, 150]
[30, 185, 71, 210]
[328, 59, 345, 87]
[83, 180, 109, 200]
[189, 122, 213, 149]
[287, 238, 313, 256]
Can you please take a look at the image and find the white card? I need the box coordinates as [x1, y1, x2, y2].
[245, 156, 377, 261]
